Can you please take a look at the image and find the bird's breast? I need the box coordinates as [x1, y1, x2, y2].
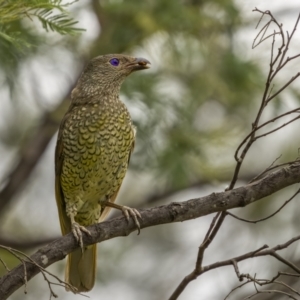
[60, 102, 134, 213]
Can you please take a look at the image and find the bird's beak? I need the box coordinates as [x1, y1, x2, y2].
[126, 57, 151, 72]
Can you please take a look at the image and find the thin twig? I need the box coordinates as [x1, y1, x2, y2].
[267, 73, 300, 103]
[0, 245, 78, 295]
[270, 251, 300, 274]
[255, 114, 300, 139]
[231, 260, 242, 281]
[171, 233, 300, 299]
[227, 188, 300, 223]
[224, 280, 251, 300]
[249, 157, 300, 183]
[234, 108, 300, 166]
[249, 154, 282, 183]
[227, 271, 300, 300]
[272, 281, 300, 296]
[196, 212, 226, 272]
[169, 212, 227, 300]
[229, 9, 300, 190]
[244, 289, 297, 300]
[271, 13, 300, 79]
[0, 257, 10, 272]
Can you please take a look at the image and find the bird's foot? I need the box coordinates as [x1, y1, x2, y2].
[71, 222, 91, 252]
[106, 202, 142, 234]
[120, 206, 142, 234]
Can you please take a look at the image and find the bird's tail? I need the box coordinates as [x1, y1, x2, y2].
[65, 244, 97, 293]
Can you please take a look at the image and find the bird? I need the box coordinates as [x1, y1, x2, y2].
[54, 54, 150, 292]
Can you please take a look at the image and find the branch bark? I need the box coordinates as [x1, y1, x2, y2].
[0, 162, 300, 299]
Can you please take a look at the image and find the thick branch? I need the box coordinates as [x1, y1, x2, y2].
[0, 237, 58, 250]
[0, 163, 300, 299]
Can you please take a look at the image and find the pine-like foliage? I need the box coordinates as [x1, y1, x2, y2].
[0, 0, 83, 50]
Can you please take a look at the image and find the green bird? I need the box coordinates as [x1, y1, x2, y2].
[55, 54, 150, 292]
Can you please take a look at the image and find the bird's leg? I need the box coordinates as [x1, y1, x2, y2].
[69, 213, 91, 252]
[105, 202, 142, 234]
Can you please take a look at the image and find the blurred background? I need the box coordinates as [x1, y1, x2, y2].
[1, 0, 300, 299]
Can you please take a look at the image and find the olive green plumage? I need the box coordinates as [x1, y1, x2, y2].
[55, 54, 150, 292]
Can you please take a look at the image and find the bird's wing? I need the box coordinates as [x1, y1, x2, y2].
[55, 113, 71, 235]
[98, 126, 136, 222]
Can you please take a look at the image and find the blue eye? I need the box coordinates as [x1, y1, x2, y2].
[109, 58, 119, 66]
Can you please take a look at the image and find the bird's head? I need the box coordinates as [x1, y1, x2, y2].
[72, 54, 151, 99]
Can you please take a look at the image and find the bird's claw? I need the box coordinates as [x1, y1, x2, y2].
[71, 222, 91, 252]
[121, 206, 142, 235]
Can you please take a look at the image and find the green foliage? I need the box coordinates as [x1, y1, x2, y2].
[0, 0, 265, 189]
[111, 0, 263, 186]
[33, 6, 83, 35]
[2, 2, 297, 298]
[0, 0, 83, 51]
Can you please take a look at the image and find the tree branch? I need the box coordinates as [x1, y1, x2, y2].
[0, 236, 58, 250]
[169, 211, 227, 300]
[229, 9, 300, 191]
[1, 162, 300, 299]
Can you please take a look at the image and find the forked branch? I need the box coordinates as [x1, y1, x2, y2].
[229, 9, 300, 190]
[1, 162, 300, 299]
[169, 8, 300, 300]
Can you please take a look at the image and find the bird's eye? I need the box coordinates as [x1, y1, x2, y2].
[109, 58, 119, 66]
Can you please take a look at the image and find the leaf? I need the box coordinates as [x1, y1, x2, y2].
[0, 0, 85, 52]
